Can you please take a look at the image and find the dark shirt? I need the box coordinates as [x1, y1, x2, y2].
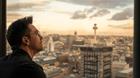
[0, 48, 47, 78]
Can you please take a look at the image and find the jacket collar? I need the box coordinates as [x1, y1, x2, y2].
[12, 48, 32, 61]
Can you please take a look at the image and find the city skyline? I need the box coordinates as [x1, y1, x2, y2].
[7, 0, 134, 36]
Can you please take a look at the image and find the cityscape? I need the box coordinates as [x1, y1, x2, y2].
[7, 24, 133, 78]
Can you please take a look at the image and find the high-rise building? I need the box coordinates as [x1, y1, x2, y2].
[74, 45, 112, 78]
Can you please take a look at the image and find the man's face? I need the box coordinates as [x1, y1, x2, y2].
[27, 24, 43, 52]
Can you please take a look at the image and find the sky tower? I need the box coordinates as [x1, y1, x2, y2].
[93, 23, 98, 44]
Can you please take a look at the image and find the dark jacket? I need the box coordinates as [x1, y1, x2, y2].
[0, 48, 47, 78]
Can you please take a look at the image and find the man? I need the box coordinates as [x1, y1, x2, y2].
[0, 16, 47, 78]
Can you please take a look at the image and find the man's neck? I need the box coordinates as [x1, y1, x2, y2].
[19, 46, 35, 59]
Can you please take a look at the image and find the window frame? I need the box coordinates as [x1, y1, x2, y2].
[0, 0, 6, 56]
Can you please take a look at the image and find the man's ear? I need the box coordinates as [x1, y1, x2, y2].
[22, 36, 30, 46]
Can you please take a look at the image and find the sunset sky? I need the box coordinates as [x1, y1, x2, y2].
[7, 0, 134, 36]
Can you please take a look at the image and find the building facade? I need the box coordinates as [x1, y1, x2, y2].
[77, 45, 113, 78]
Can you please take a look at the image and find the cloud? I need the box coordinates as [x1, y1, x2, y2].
[7, 13, 23, 23]
[71, 10, 87, 19]
[70, 7, 96, 19]
[57, 0, 133, 8]
[8, 3, 36, 11]
[71, 8, 110, 19]
[89, 9, 110, 18]
[110, 8, 133, 20]
[7, 1, 49, 11]
[83, 7, 96, 14]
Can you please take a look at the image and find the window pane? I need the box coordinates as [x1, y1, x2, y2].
[7, 0, 134, 78]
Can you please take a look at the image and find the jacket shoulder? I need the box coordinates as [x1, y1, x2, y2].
[12, 61, 46, 78]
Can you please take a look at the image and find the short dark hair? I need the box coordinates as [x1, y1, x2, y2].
[6, 16, 33, 50]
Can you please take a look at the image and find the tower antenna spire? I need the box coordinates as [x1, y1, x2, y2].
[93, 23, 98, 44]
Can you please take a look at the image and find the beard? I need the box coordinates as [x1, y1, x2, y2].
[29, 44, 43, 54]
[36, 45, 43, 53]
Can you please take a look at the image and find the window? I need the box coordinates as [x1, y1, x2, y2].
[5, 0, 135, 78]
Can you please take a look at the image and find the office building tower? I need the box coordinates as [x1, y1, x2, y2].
[75, 45, 113, 78]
